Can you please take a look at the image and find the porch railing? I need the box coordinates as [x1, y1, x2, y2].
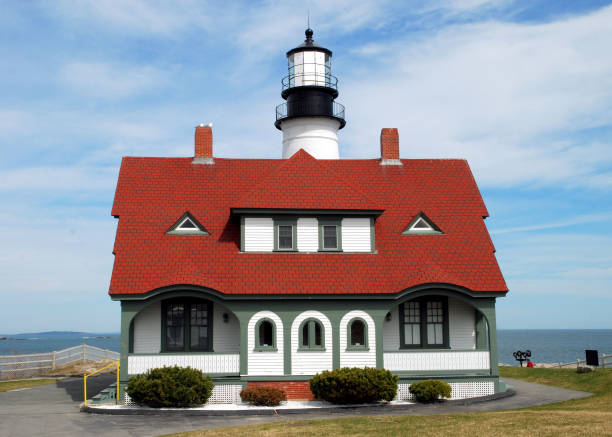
[127, 353, 240, 375]
[384, 350, 490, 372]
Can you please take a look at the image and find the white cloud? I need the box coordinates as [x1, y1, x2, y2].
[491, 211, 612, 234]
[60, 62, 168, 99]
[0, 166, 117, 192]
[340, 5, 612, 188]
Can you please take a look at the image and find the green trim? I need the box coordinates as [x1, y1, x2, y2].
[128, 319, 134, 354]
[297, 318, 325, 351]
[370, 216, 376, 252]
[166, 211, 209, 235]
[397, 375, 499, 384]
[111, 283, 507, 302]
[398, 297, 449, 349]
[346, 317, 369, 351]
[161, 298, 213, 353]
[241, 375, 313, 382]
[232, 208, 384, 216]
[475, 310, 488, 350]
[384, 349, 487, 354]
[393, 369, 492, 377]
[240, 216, 245, 252]
[254, 318, 277, 351]
[318, 218, 342, 252]
[283, 314, 292, 375]
[273, 218, 297, 252]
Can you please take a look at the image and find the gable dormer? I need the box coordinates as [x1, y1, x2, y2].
[167, 212, 209, 235]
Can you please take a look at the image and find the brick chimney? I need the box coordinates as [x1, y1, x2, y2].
[193, 123, 214, 164]
[380, 128, 401, 165]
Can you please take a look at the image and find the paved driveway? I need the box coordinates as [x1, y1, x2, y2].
[0, 376, 591, 437]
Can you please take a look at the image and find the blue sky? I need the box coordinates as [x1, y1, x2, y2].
[1, 0, 611, 333]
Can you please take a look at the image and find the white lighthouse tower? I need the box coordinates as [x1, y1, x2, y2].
[275, 28, 346, 159]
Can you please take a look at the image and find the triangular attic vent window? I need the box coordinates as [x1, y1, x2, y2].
[167, 213, 209, 235]
[402, 213, 442, 235]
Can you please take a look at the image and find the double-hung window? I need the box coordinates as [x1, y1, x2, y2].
[318, 218, 342, 251]
[274, 218, 297, 251]
[399, 298, 449, 349]
[163, 300, 212, 352]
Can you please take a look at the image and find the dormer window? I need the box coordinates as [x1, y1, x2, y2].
[402, 213, 441, 235]
[167, 212, 209, 235]
[318, 218, 342, 251]
[274, 218, 297, 251]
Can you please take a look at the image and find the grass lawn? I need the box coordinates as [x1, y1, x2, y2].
[162, 368, 612, 437]
[0, 378, 57, 393]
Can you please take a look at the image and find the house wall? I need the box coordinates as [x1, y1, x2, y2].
[383, 306, 400, 350]
[243, 217, 274, 251]
[212, 302, 240, 353]
[247, 311, 284, 375]
[290, 310, 333, 375]
[339, 310, 377, 368]
[133, 302, 161, 354]
[341, 217, 371, 252]
[297, 218, 318, 252]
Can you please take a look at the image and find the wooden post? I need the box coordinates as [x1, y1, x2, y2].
[52, 351, 56, 370]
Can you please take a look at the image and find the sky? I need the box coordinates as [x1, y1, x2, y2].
[1, 0, 611, 333]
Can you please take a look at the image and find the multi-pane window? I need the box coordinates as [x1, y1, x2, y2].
[403, 301, 421, 346]
[300, 319, 324, 350]
[323, 225, 338, 249]
[400, 298, 448, 348]
[278, 225, 293, 250]
[164, 300, 211, 352]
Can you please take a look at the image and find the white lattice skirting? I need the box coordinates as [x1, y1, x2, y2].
[397, 381, 494, 400]
[124, 384, 243, 406]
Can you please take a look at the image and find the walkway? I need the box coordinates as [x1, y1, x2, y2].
[0, 375, 591, 437]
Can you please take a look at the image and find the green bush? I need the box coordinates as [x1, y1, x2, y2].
[310, 367, 398, 404]
[126, 366, 214, 408]
[408, 379, 452, 403]
[240, 386, 287, 406]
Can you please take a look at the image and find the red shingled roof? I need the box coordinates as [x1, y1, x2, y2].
[109, 151, 507, 296]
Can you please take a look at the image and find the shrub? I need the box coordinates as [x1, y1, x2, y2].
[240, 386, 287, 406]
[408, 379, 452, 403]
[310, 367, 398, 404]
[126, 366, 214, 408]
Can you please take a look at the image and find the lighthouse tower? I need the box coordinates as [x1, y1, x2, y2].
[275, 29, 346, 159]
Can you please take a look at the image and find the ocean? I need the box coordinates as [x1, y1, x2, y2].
[1, 330, 610, 365]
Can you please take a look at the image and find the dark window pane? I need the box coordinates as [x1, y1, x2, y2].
[413, 218, 430, 229]
[323, 225, 337, 249]
[259, 321, 273, 347]
[166, 304, 184, 350]
[278, 225, 293, 249]
[350, 320, 365, 346]
[314, 322, 322, 346]
[179, 218, 197, 229]
[302, 323, 309, 346]
[190, 303, 208, 350]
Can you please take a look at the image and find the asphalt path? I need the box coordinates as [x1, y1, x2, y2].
[0, 375, 591, 437]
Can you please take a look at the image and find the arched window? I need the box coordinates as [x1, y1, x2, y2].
[299, 318, 325, 350]
[255, 318, 277, 351]
[347, 318, 368, 350]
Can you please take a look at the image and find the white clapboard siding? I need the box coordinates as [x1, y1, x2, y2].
[128, 354, 239, 374]
[297, 218, 318, 252]
[383, 306, 400, 350]
[244, 217, 273, 251]
[213, 303, 240, 353]
[383, 351, 490, 371]
[340, 310, 377, 368]
[247, 311, 284, 375]
[133, 302, 161, 354]
[341, 218, 371, 252]
[449, 298, 476, 350]
[291, 311, 333, 375]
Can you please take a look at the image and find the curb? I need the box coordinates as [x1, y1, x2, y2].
[81, 388, 516, 416]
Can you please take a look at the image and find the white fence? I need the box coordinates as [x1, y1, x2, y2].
[553, 353, 612, 369]
[0, 344, 119, 380]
